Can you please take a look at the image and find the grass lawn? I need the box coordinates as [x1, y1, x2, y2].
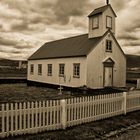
[0, 83, 137, 103]
[0, 84, 76, 103]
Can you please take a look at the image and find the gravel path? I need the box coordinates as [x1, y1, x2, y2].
[109, 126, 140, 140]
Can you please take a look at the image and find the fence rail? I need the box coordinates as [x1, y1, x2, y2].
[0, 90, 140, 138]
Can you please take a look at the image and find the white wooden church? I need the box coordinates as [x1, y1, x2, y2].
[28, 1, 126, 89]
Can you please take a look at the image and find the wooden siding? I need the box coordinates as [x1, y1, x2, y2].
[87, 32, 126, 89]
[28, 57, 87, 88]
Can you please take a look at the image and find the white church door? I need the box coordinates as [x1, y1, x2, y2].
[103, 58, 114, 87]
[104, 67, 113, 87]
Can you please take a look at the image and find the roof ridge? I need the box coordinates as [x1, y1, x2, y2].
[45, 33, 88, 45]
[94, 4, 109, 10]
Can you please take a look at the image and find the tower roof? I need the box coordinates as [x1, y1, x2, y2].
[88, 4, 117, 17]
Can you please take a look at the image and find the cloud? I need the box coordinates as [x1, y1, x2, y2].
[111, 0, 128, 12]
[118, 34, 139, 41]
[0, 3, 21, 19]
[0, 0, 139, 60]
[11, 21, 29, 31]
[122, 46, 140, 56]
[0, 36, 17, 46]
[53, 0, 90, 24]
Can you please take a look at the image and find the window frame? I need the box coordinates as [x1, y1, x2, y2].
[106, 40, 112, 52]
[92, 16, 99, 29]
[47, 64, 52, 76]
[106, 16, 112, 29]
[38, 64, 42, 75]
[59, 64, 65, 77]
[73, 63, 80, 78]
[30, 64, 34, 75]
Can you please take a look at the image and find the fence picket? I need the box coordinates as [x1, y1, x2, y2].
[6, 103, 9, 136]
[10, 103, 13, 136]
[1, 104, 5, 138]
[19, 103, 22, 134]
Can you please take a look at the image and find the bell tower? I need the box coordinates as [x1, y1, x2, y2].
[88, 1, 117, 38]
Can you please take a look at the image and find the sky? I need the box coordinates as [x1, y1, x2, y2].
[0, 0, 140, 60]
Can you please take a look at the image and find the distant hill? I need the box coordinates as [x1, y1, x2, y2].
[126, 55, 140, 68]
[126, 55, 140, 81]
[0, 59, 27, 77]
[0, 59, 27, 67]
[0, 59, 19, 67]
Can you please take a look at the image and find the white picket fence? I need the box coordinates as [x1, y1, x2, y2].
[0, 90, 140, 138]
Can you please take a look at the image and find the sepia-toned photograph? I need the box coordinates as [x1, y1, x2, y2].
[0, 0, 140, 139]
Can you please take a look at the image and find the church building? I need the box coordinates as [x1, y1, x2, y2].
[28, 1, 126, 90]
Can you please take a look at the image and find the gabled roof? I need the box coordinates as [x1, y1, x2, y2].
[28, 34, 102, 60]
[88, 4, 117, 17]
[28, 30, 125, 60]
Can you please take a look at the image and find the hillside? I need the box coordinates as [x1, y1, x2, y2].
[0, 58, 26, 67]
[126, 55, 140, 68]
[0, 59, 27, 77]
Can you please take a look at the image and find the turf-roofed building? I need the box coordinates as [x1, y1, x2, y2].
[28, 2, 126, 90]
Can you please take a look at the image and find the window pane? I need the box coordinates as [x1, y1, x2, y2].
[48, 64, 52, 76]
[106, 40, 112, 52]
[59, 64, 65, 76]
[30, 64, 34, 74]
[73, 63, 80, 78]
[92, 17, 99, 28]
[38, 64, 42, 75]
[106, 16, 112, 28]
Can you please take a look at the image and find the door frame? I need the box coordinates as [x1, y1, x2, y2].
[103, 58, 115, 87]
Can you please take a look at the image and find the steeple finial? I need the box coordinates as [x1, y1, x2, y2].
[106, 0, 109, 5]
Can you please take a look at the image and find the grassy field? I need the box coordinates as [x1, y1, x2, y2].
[0, 68, 27, 77]
[0, 84, 78, 103]
[0, 83, 137, 103]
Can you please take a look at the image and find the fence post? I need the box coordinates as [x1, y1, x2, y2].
[123, 92, 127, 115]
[137, 79, 140, 89]
[60, 99, 67, 129]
